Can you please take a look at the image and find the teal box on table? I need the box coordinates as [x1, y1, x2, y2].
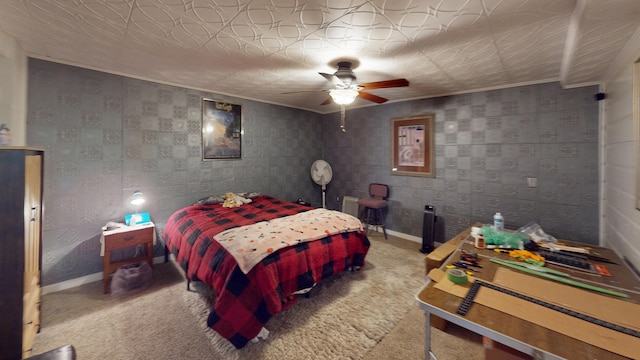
[124, 211, 151, 226]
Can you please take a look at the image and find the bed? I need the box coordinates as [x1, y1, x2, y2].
[162, 194, 370, 349]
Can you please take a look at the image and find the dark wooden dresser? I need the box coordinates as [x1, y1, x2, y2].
[0, 147, 44, 359]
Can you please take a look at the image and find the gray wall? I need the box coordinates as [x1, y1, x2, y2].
[27, 59, 322, 285]
[26, 59, 600, 286]
[322, 83, 600, 244]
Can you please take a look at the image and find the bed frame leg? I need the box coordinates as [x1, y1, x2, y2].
[187, 279, 191, 291]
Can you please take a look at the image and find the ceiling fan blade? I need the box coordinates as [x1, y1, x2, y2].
[319, 72, 345, 87]
[358, 91, 388, 104]
[320, 96, 333, 105]
[359, 78, 409, 90]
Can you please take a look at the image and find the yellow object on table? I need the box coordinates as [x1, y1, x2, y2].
[509, 249, 544, 262]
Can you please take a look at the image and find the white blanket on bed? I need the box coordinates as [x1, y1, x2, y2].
[213, 208, 363, 274]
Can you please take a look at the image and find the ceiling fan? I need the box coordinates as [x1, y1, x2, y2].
[318, 61, 409, 106]
[283, 61, 409, 132]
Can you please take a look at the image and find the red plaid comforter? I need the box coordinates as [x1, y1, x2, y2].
[162, 195, 370, 349]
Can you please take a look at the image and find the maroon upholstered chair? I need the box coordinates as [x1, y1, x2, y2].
[358, 183, 389, 239]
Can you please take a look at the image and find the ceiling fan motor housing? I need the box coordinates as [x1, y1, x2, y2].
[335, 62, 356, 87]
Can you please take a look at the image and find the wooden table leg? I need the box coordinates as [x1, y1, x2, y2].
[146, 242, 153, 268]
[103, 251, 110, 294]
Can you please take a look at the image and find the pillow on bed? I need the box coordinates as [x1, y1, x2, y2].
[236, 191, 261, 199]
[194, 192, 261, 205]
[194, 195, 225, 205]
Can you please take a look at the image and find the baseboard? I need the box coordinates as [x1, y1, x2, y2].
[369, 228, 443, 249]
[364, 227, 422, 243]
[43, 231, 422, 295]
[42, 255, 167, 295]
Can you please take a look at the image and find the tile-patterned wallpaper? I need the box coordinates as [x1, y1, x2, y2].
[26, 59, 599, 286]
[322, 83, 599, 245]
[27, 59, 323, 285]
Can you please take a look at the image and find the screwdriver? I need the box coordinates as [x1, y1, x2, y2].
[451, 261, 481, 272]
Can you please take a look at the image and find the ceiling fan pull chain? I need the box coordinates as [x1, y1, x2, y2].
[340, 105, 347, 133]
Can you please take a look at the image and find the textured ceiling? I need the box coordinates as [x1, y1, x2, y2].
[1, 0, 639, 114]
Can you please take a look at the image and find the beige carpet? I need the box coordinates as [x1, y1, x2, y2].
[33, 233, 484, 359]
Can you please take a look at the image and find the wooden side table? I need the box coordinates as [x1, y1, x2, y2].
[101, 223, 155, 294]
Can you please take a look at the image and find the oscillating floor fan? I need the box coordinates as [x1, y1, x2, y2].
[310, 160, 333, 208]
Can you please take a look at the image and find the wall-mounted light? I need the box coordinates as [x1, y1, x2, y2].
[329, 89, 359, 105]
[130, 190, 145, 206]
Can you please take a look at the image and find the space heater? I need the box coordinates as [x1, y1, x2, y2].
[420, 205, 437, 254]
[341, 196, 360, 218]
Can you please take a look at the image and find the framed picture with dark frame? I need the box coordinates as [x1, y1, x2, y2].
[391, 114, 435, 177]
[202, 98, 242, 160]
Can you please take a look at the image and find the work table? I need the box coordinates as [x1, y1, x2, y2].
[416, 225, 640, 360]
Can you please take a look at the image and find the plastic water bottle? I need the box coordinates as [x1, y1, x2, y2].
[493, 212, 504, 231]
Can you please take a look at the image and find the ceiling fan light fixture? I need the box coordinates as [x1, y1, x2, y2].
[329, 89, 359, 105]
